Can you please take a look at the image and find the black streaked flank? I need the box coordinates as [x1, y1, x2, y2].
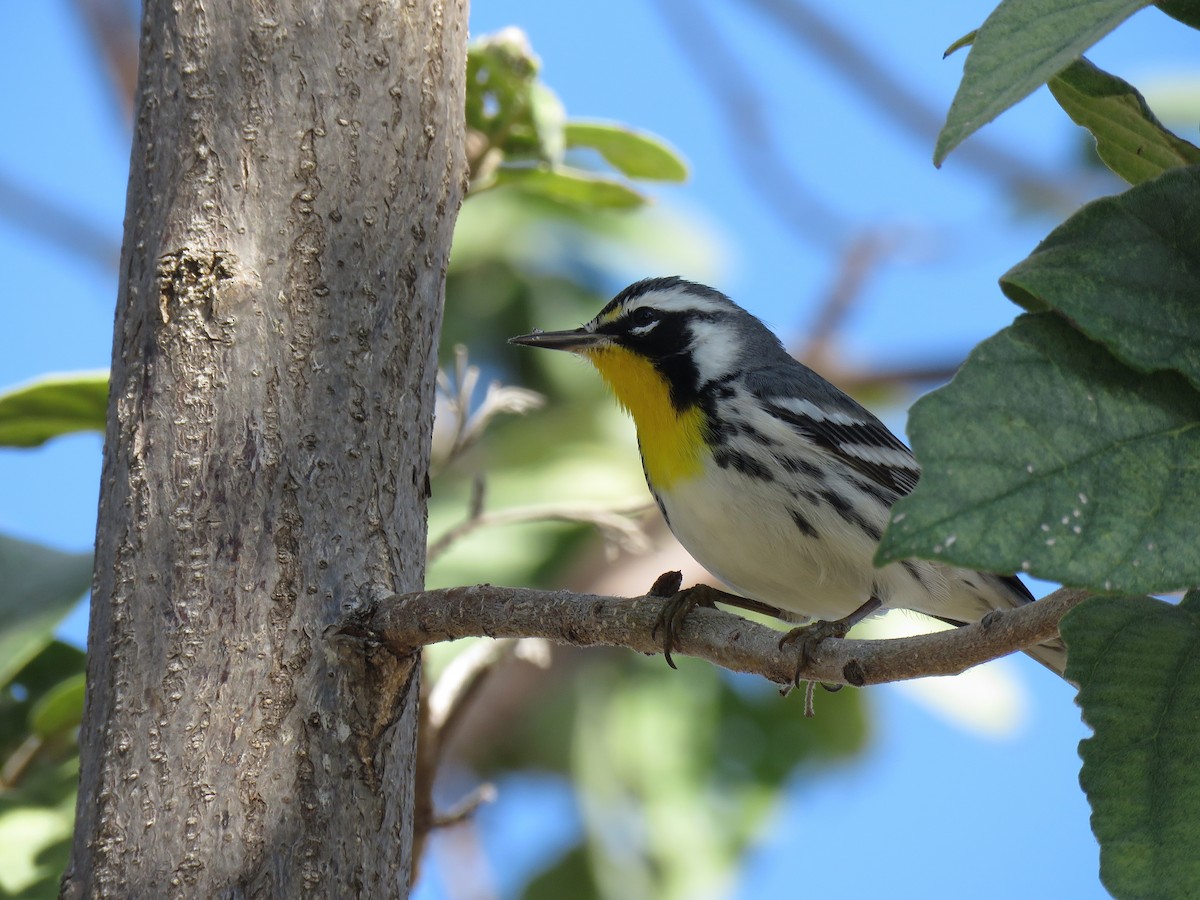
[820, 488, 883, 541]
[847, 474, 900, 508]
[789, 508, 819, 538]
[901, 560, 927, 590]
[713, 449, 774, 481]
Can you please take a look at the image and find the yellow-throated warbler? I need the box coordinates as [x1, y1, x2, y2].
[510, 276, 1065, 675]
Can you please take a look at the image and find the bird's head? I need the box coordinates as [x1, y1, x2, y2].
[509, 276, 784, 414]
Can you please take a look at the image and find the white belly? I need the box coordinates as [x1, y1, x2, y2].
[656, 455, 1018, 625]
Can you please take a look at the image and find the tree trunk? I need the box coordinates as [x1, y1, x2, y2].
[64, 1, 467, 896]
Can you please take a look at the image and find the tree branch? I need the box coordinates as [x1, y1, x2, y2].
[362, 583, 1090, 687]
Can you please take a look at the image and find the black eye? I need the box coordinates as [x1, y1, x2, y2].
[630, 307, 658, 327]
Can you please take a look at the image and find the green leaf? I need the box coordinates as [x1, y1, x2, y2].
[530, 83, 567, 166]
[876, 313, 1200, 594]
[1, 641, 87, 761]
[935, 0, 1154, 166]
[28, 673, 85, 740]
[467, 29, 556, 163]
[1001, 165, 1200, 390]
[1158, 0, 1200, 29]
[1048, 58, 1200, 184]
[1062, 592, 1200, 899]
[0, 756, 78, 898]
[491, 167, 648, 209]
[0, 371, 108, 448]
[0, 535, 92, 688]
[565, 122, 688, 182]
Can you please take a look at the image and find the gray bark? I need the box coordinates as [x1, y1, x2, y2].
[64, 1, 467, 896]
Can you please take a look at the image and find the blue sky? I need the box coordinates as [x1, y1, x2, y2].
[2, 2, 1196, 897]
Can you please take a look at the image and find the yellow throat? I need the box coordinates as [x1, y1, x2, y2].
[582, 346, 706, 489]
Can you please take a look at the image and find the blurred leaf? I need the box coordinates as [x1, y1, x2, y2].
[1048, 58, 1200, 184]
[0, 756, 77, 898]
[0, 535, 91, 688]
[936, 0, 1153, 165]
[530, 83, 567, 166]
[1001, 165, 1200, 389]
[1, 642, 87, 762]
[28, 673, 85, 741]
[1063, 591, 1200, 899]
[565, 122, 688, 182]
[1158, 0, 1200, 28]
[0, 642, 83, 897]
[570, 656, 866, 900]
[490, 167, 647, 209]
[877, 313, 1200, 594]
[525, 843, 601, 900]
[467, 29, 562, 164]
[0, 371, 108, 448]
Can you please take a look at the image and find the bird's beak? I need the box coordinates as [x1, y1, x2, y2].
[508, 327, 608, 353]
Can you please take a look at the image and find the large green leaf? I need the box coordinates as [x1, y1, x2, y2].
[491, 167, 647, 210]
[565, 122, 688, 182]
[1001, 165, 1200, 390]
[1062, 592, 1200, 900]
[935, 0, 1153, 166]
[0, 371, 108, 448]
[876, 313, 1200, 594]
[1048, 58, 1200, 184]
[1158, 0, 1200, 29]
[0, 535, 92, 687]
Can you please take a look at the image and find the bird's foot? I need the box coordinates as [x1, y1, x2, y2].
[650, 575, 717, 670]
[777, 597, 882, 686]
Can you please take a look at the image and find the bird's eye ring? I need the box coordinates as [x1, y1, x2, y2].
[630, 307, 657, 327]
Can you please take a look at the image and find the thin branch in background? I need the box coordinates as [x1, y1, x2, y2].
[834, 360, 966, 394]
[73, 0, 139, 117]
[413, 637, 551, 865]
[432, 782, 499, 829]
[433, 344, 544, 475]
[736, 0, 1078, 208]
[0, 171, 119, 273]
[428, 492, 654, 564]
[649, 0, 853, 248]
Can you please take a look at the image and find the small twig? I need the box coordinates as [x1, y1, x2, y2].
[428, 497, 654, 563]
[433, 345, 543, 475]
[427, 637, 551, 758]
[798, 231, 897, 365]
[0, 734, 44, 789]
[364, 583, 1091, 687]
[432, 783, 499, 829]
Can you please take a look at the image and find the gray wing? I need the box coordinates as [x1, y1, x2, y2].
[745, 365, 921, 497]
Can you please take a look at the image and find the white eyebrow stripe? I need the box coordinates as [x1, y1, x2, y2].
[839, 443, 918, 471]
[627, 285, 732, 318]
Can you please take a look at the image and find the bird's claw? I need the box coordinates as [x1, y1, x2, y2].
[777, 617, 855, 685]
[650, 578, 714, 670]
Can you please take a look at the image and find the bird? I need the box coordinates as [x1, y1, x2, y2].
[508, 276, 1066, 677]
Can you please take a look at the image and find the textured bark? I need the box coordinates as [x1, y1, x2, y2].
[65, 1, 467, 896]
